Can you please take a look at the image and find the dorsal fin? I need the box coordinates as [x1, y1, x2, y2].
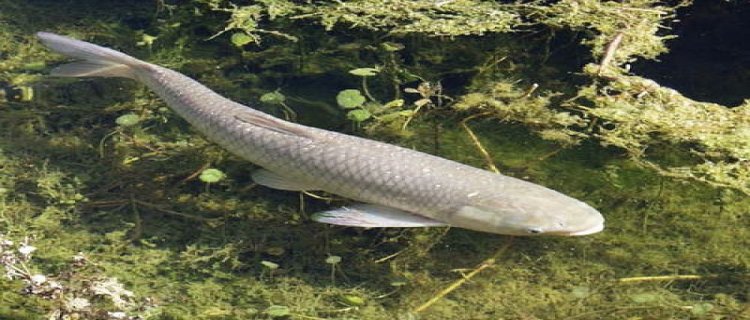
[233, 112, 317, 139]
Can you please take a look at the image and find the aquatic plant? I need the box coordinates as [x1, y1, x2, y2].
[0, 234, 150, 319]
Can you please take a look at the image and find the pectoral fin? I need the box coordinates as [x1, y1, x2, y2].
[252, 169, 319, 191]
[312, 204, 447, 228]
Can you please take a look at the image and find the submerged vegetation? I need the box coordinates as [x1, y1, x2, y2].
[0, 0, 748, 319]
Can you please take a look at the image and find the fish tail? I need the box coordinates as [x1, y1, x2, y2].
[36, 32, 147, 79]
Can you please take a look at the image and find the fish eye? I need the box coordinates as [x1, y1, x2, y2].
[527, 227, 543, 234]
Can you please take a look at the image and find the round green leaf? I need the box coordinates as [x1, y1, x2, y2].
[383, 99, 405, 108]
[381, 42, 405, 52]
[115, 113, 140, 127]
[346, 109, 372, 122]
[340, 294, 366, 306]
[348, 67, 379, 77]
[325, 255, 341, 264]
[629, 292, 658, 303]
[260, 91, 286, 104]
[570, 286, 590, 299]
[260, 260, 279, 270]
[264, 305, 290, 318]
[691, 302, 713, 316]
[336, 89, 366, 109]
[230, 32, 253, 47]
[199, 168, 225, 183]
[389, 276, 408, 287]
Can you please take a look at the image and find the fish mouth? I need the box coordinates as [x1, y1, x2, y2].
[564, 221, 605, 236]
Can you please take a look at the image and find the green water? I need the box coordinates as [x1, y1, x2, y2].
[0, 1, 748, 319]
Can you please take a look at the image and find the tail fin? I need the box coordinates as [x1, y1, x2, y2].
[36, 32, 146, 79]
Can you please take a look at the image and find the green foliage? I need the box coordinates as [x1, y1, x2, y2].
[229, 32, 253, 47]
[259, 90, 286, 105]
[346, 109, 371, 122]
[264, 305, 290, 318]
[349, 67, 379, 77]
[115, 113, 140, 127]
[199, 168, 226, 183]
[336, 89, 366, 109]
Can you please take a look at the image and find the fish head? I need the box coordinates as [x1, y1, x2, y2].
[449, 181, 604, 236]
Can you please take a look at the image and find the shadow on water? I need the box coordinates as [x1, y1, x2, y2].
[632, 0, 750, 107]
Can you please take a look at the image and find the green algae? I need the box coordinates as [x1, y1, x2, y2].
[0, 0, 749, 319]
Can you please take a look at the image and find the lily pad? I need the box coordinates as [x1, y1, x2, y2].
[629, 292, 659, 303]
[260, 91, 286, 104]
[199, 168, 225, 183]
[340, 294, 365, 306]
[115, 113, 140, 127]
[260, 260, 279, 270]
[230, 32, 253, 47]
[336, 89, 366, 109]
[381, 42, 405, 52]
[691, 302, 713, 316]
[264, 305, 290, 318]
[348, 67, 379, 77]
[347, 109, 372, 122]
[325, 255, 341, 264]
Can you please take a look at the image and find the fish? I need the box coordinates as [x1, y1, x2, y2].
[36, 32, 604, 236]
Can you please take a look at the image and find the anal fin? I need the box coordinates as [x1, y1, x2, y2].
[312, 204, 447, 228]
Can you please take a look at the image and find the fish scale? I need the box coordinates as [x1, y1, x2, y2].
[36, 31, 605, 236]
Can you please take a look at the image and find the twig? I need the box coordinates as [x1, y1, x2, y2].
[521, 83, 539, 98]
[373, 249, 405, 263]
[179, 162, 211, 184]
[598, 32, 624, 76]
[617, 274, 715, 283]
[460, 112, 499, 174]
[132, 199, 222, 223]
[129, 195, 143, 242]
[413, 239, 513, 313]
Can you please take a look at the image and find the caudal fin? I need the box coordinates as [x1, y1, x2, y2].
[36, 32, 146, 79]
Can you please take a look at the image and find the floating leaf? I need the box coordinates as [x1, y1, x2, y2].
[389, 277, 408, 287]
[199, 168, 226, 183]
[629, 292, 659, 303]
[348, 67, 379, 77]
[260, 91, 286, 104]
[347, 109, 372, 122]
[414, 98, 432, 107]
[325, 255, 341, 264]
[230, 32, 253, 47]
[336, 89, 366, 109]
[691, 302, 713, 316]
[349, 67, 379, 77]
[265, 247, 285, 256]
[264, 305, 290, 318]
[378, 110, 415, 122]
[381, 42, 405, 52]
[115, 113, 140, 127]
[340, 294, 365, 306]
[570, 286, 590, 299]
[383, 99, 405, 109]
[136, 34, 158, 47]
[260, 260, 279, 270]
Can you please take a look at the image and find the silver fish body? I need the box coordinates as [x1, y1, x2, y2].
[37, 32, 604, 236]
